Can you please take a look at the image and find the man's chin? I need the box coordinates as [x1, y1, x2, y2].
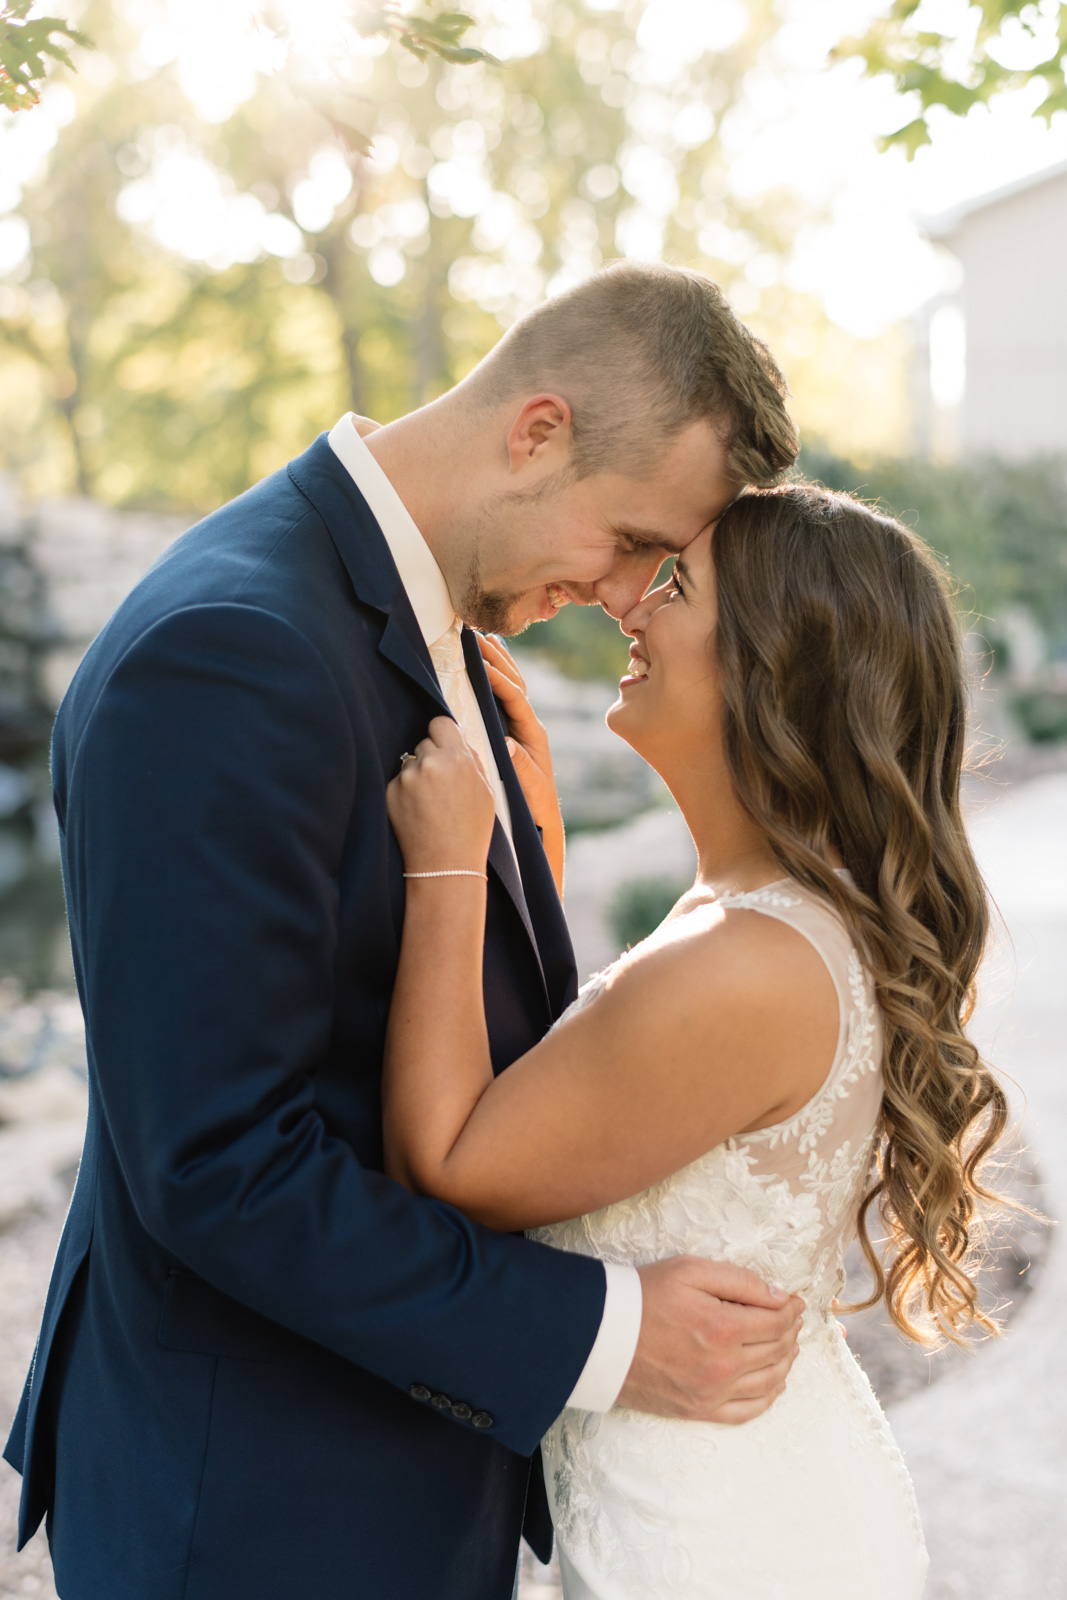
[505, 607, 548, 636]
[457, 584, 532, 637]
[494, 595, 556, 637]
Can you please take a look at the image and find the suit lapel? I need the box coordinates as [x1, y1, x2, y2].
[289, 436, 449, 714]
[487, 821, 544, 987]
[289, 437, 564, 1007]
[377, 611, 448, 712]
[464, 631, 576, 1013]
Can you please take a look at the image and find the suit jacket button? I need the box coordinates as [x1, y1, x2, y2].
[471, 1411, 494, 1429]
[409, 1384, 432, 1403]
[451, 1401, 472, 1421]
[431, 1392, 452, 1410]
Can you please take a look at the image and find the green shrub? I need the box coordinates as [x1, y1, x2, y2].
[1012, 691, 1067, 743]
[608, 876, 688, 950]
[801, 450, 1067, 658]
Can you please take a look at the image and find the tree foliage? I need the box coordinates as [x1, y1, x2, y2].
[2, 0, 820, 513]
[0, 0, 90, 112]
[0, 2, 488, 123]
[836, 0, 1067, 157]
[389, 5, 493, 64]
[269, 3, 494, 157]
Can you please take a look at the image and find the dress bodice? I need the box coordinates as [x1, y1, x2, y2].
[530, 880, 884, 1315]
[532, 881, 927, 1600]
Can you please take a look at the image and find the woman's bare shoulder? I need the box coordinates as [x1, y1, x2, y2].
[582, 898, 839, 1105]
[455, 894, 845, 1227]
[610, 896, 834, 1005]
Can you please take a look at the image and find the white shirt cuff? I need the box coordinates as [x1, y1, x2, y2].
[564, 1262, 643, 1412]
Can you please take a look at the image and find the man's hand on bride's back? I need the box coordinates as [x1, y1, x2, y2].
[619, 1258, 804, 1425]
[386, 717, 496, 876]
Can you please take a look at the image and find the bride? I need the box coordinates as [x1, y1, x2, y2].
[381, 481, 1008, 1599]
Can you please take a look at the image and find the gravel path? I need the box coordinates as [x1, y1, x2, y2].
[888, 773, 1067, 1598]
[0, 1197, 63, 1599]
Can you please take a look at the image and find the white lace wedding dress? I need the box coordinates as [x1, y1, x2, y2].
[530, 882, 929, 1600]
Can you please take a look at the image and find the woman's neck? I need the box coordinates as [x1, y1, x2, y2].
[665, 756, 782, 898]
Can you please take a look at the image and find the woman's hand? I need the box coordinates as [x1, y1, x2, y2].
[478, 635, 565, 898]
[386, 716, 496, 877]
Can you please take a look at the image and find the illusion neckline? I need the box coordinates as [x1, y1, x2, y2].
[688, 866, 851, 907]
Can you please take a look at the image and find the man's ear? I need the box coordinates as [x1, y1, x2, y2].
[505, 394, 573, 473]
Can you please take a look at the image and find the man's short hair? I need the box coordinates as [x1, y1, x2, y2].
[463, 262, 799, 486]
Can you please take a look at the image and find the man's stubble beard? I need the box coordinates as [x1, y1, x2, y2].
[454, 474, 573, 637]
[455, 558, 531, 637]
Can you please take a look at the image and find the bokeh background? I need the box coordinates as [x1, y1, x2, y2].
[0, 1, 1065, 1596]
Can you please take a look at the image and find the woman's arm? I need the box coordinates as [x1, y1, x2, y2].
[383, 721, 839, 1230]
[383, 719, 498, 1194]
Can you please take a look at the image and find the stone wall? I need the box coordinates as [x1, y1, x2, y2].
[0, 476, 188, 759]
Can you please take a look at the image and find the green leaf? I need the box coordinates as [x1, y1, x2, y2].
[321, 114, 374, 159]
[1035, 77, 1067, 121]
[838, 0, 1067, 148]
[346, 1, 493, 67]
[434, 43, 490, 63]
[879, 115, 933, 159]
[0, 5, 93, 112]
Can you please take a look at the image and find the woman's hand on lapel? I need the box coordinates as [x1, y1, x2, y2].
[477, 634, 565, 900]
[386, 718, 496, 877]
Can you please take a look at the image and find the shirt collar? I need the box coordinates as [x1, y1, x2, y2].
[327, 413, 457, 647]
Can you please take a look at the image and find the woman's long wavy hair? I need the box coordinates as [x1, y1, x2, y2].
[711, 483, 1008, 1343]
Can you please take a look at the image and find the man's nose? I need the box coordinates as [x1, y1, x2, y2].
[592, 555, 665, 622]
[618, 593, 655, 640]
[591, 566, 659, 620]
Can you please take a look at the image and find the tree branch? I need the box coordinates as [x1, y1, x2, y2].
[0, 0, 92, 112]
[834, 0, 1067, 156]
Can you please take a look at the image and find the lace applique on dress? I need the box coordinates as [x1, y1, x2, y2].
[533, 878, 928, 1600]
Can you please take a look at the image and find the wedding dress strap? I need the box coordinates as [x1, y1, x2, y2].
[714, 880, 866, 1113]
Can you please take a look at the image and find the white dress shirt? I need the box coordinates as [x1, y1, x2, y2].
[327, 414, 643, 1412]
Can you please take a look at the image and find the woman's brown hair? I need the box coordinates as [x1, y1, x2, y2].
[711, 482, 1007, 1342]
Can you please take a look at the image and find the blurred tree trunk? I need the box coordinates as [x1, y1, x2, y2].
[414, 263, 450, 405]
[319, 232, 366, 415]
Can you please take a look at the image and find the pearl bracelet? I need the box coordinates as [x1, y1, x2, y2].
[403, 870, 488, 880]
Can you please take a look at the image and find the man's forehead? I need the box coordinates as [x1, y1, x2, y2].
[607, 466, 736, 534]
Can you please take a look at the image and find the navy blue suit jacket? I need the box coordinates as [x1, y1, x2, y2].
[3, 437, 606, 1600]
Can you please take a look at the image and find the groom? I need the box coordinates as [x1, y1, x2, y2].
[5, 263, 802, 1599]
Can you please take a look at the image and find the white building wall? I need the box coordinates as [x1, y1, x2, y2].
[937, 166, 1067, 458]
